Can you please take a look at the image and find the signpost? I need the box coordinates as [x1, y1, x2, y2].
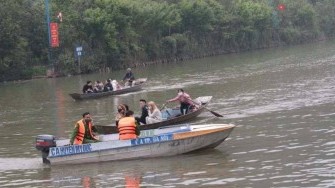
[76, 46, 83, 73]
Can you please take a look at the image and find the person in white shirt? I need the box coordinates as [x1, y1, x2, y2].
[145, 101, 162, 124]
[112, 80, 122, 91]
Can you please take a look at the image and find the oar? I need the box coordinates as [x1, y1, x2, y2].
[160, 103, 167, 111]
[160, 103, 172, 117]
[204, 107, 224, 117]
[191, 100, 224, 117]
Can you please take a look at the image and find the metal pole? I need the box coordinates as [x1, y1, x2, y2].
[45, 0, 51, 48]
[78, 55, 81, 73]
[45, 0, 51, 63]
[45, 0, 56, 77]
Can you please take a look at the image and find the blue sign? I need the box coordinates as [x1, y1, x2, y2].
[131, 134, 173, 146]
[76, 46, 83, 57]
[49, 144, 92, 158]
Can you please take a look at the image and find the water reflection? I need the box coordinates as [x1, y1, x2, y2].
[82, 176, 94, 188]
[55, 87, 66, 137]
[124, 174, 141, 188]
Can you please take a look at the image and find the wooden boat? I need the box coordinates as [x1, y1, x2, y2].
[35, 123, 235, 165]
[95, 96, 213, 134]
[69, 78, 147, 100]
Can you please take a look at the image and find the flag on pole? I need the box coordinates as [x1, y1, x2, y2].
[50, 23, 59, 47]
[57, 12, 63, 22]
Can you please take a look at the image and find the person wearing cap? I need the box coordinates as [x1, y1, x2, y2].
[123, 68, 135, 87]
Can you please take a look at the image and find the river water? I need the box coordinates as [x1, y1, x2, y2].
[1, 40, 335, 187]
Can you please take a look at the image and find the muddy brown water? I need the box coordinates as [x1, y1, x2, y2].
[1, 40, 335, 187]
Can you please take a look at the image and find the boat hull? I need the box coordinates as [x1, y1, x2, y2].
[47, 124, 234, 165]
[69, 78, 146, 100]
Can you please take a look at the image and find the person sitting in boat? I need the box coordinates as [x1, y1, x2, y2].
[82, 81, 93, 93]
[112, 80, 122, 90]
[166, 89, 194, 115]
[70, 112, 99, 145]
[115, 104, 129, 127]
[104, 79, 113, 92]
[93, 81, 98, 92]
[146, 101, 163, 124]
[123, 68, 135, 87]
[118, 110, 140, 140]
[135, 99, 149, 125]
[93, 80, 104, 92]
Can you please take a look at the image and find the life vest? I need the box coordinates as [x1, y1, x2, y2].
[73, 120, 96, 145]
[118, 117, 137, 140]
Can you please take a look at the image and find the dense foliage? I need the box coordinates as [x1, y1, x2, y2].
[0, 0, 334, 81]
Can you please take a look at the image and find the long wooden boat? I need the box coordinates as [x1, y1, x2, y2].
[95, 96, 213, 134]
[69, 78, 147, 100]
[35, 124, 235, 165]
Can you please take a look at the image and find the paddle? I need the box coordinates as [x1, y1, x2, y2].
[160, 103, 172, 117]
[191, 100, 224, 117]
[160, 103, 167, 111]
[204, 107, 224, 117]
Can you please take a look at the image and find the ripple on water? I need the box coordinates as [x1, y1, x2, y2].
[0, 179, 52, 187]
[142, 172, 170, 179]
[183, 171, 207, 176]
[202, 178, 246, 185]
[0, 158, 44, 171]
[165, 178, 218, 186]
[205, 163, 219, 166]
[318, 180, 335, 187]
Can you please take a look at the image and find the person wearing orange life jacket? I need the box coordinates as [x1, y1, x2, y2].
[70, 112, 99, 145]
[118, 110, 140, 140]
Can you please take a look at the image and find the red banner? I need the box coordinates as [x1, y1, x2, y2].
[50, 23, 59, 47]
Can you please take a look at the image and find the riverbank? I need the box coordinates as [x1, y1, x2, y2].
[67, 36, 334, 76]
[1, 0, 334, 82]
[2, 36, 333, 84]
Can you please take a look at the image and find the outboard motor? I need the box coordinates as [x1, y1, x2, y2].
[35, 134, 56, 164]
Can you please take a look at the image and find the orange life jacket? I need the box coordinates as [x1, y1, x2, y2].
[118, 117, 137, 140]
[73, 119, 96, 145]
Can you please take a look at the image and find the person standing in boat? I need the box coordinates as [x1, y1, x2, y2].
[123, 68, 135, 87]
[135, 99, 149, 125]
[70, 112, 99, 145]
[146, 101, 163, 124]
[118, 110, 140, 140]
[115, 104, 129, 127]
[82, 81, 93, 93]
[166, 89, 194, 115]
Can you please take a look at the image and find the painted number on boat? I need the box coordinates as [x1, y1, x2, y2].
[131, 134, 173, 146]
[49, 144, 92, 157]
